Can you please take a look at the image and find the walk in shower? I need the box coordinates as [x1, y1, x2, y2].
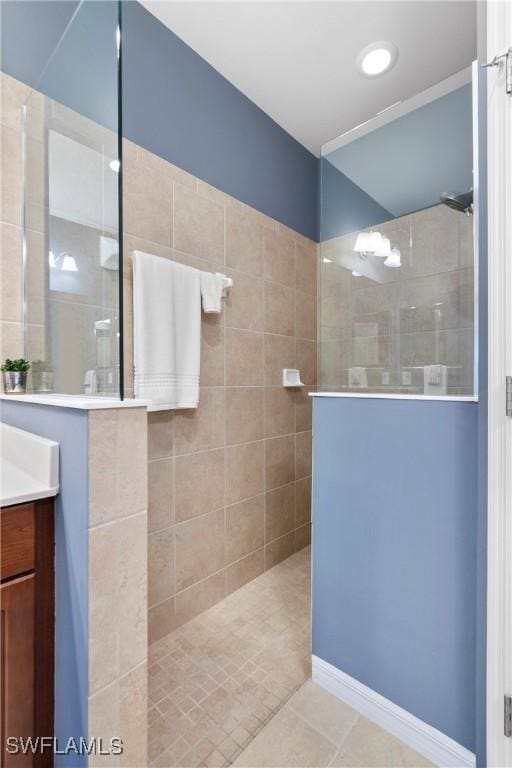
[319, 71, 477, 397]
[22, 0, 123, 397]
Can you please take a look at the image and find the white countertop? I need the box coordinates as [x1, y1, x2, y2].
[0, 394, 150, 410]
[1, 460, 59, 506]
[1, 423, 59, 507]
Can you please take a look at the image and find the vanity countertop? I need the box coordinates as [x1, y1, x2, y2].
[1, 423, 59, 507]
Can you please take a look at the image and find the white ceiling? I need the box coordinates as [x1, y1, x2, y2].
[140, 1, 477, 156]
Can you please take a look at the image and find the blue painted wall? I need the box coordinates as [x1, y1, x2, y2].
[1, 402, 89, 766]
[0, 0, 319, 241]
[312, 397, 478, 751]
[121, 1, 318, 240]
[320, 158, 392, 240]
[325, 84, 473, 220]
[0, 1, 80, 90]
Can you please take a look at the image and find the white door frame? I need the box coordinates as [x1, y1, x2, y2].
[487, 1, 512, 766]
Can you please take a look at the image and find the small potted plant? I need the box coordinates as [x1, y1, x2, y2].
[32, 360, 54, 393]
[1, 358, 31, 394]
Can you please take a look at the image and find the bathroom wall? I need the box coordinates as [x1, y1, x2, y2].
[1, 0, 319, 241]
[0, 72, 42, 366]
[312, 397, 478, 753]
[320, 159, 392, 242]
[0, 71, 122, 395]
[87, 406, 148, 767]
[311, 68, 486, 764]
[1, 399, 89, 766]
[1, 63, 317, 643]
[1, 400, 148, 767]
[122, 138, 317, 641]
[0, 1, 79, 89]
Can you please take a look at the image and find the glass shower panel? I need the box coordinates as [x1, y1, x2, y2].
[23, 0, 122, 396]
[319, 77, 475, 396]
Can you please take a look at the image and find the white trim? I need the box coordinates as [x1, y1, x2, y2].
[486, 1, 512, 767]
[472, 60, 481, 401]
[321, 66, 472, 155]
[312, 656, 475, 768]
[309, 392, 477, 402]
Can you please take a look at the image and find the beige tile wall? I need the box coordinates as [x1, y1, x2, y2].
[0, 68, 318, 653]
[320, 205, 474, 395]
[1, 72, 149, 765]
[122, 140, 318, 642]
[0, 73, 30, 363]
[1, 71, 59, 382]
[0, 71, 120, 393]
[88, 406, 148, 767]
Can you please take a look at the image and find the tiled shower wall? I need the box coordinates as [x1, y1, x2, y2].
[0, 68, 317, 646]
[88, 406, 148, 767]
[1, 71, 117, 390]
[0, 72, 45, 367]
[320, 205, 474, 395]
[122, 140, 318, 642]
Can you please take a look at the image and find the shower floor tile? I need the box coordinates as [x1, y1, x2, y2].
[148, 547, 311, 767]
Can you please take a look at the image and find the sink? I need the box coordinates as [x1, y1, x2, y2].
[0, 423, 59, 507]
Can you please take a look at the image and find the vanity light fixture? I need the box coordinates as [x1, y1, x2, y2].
[353, 232, 371, 254]
[374, 236, 391, 258]
[61, 253, 79, 272]
[358, 41, 398, 77]
[354, 231, 401, 269]
[49, 251, 79, 272]
[353, 231, 383, 256]
[384, 246, 401, 268]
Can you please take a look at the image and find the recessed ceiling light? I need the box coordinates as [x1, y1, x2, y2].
[322, 257, 333, 263]
[358, 42, 398, 77]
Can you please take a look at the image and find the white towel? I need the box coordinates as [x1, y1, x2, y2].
[200, 271, 224, 313]
[133, 251, 201, 409]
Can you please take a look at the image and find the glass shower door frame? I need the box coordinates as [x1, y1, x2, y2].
[21, 0, 124, 399]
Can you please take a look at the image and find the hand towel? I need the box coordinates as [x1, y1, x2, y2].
[423, 364, 448, 395]
[200, 271, 224, 313]
[133, 251, 201, 409]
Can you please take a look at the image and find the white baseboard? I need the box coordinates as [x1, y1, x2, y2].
[312, 656, 475, 768]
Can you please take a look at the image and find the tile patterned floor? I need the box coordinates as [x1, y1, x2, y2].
[148, 547, 312, 767]
[233, 681, 434, 768]
[148, 546, 431, 768]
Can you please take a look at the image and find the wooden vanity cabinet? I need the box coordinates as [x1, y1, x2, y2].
[1, 499, 55, 768]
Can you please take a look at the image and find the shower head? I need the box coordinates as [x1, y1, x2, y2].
[440, 190, 473, 215]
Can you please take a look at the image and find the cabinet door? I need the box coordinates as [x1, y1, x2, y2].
[1, 574, 35, 767]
